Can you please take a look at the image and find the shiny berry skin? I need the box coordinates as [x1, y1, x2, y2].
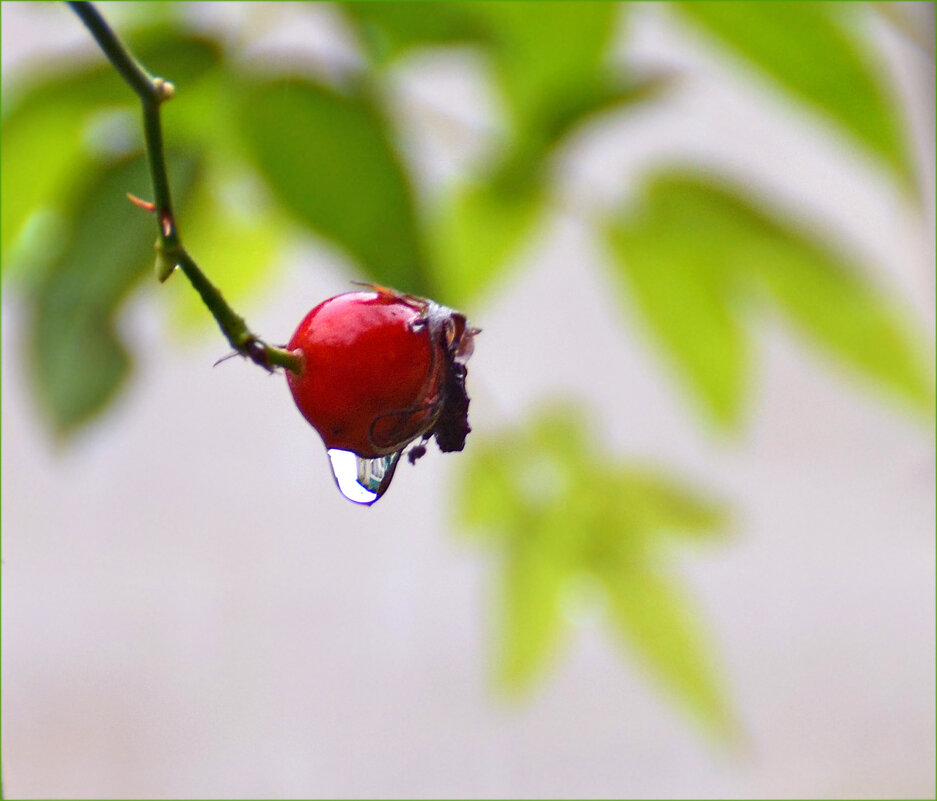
[286, 287, 476, 459]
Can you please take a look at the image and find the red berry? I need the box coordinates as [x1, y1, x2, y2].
[286, 287, 476, 460]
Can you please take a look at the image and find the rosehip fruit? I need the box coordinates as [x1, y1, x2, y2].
[286, 286, 477, 465]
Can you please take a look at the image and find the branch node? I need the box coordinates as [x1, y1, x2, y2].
[244, 339, 275, 373]
[153, 77, 175, 102]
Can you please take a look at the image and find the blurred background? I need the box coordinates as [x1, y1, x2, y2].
[2, 1, 934, 797]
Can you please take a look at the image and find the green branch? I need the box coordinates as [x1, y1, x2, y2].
[67, 1, 302, 374]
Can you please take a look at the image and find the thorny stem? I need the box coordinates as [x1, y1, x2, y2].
[67, 1, 302, 374]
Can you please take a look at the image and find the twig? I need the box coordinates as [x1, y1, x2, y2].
[67, 1, 302, 374]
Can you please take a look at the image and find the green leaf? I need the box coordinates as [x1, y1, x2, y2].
[673, 1, 910, 179]
[342, 3, 658, 304]
[428, 180, 543, 307]
[2, 34, 221, 273]
[750, 224, 935, 414]
[459, 438, 526, 542]
[476, 2, 633, 192]
[1, 102, 84, 277]
[427, 74, 670, 307]
[499, 541, 567, 689]
[341, 1, 483, 62]
[28, 152, 200, 437]
[345, 1, 644, 182]
[473, 1, 619, 135]
[604, 569, 732, 736]
[163, 166, 287, 336]
[602, 468, 729, 543]
[606, 172, 933, 427]
[456, 405, 730, 724]
[606, 179, 751, 429]
[235, 77, 429, 295]
[343, 0, 618, 121]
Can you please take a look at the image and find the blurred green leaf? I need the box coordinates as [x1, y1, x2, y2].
[426, 70, 671, 307]
[504, 71, 673, 183]
[601, 467, 729, 542]
[29, 152, 199, 437]
[472, 1, 619, 137]
[344, 2, 653, 163]
[458, 405, 730, 729]
[500, 541, 567, 688]
[428, 180, 543, 307]
[342, 1, 484, 62]
[2, 34, 221, 273]
[1, 102, 84, 274]
[235, 77, 429, 295]
[606, 179, 751, 428]
[343, 2, 661, 305]
[604, 569, 731, 736]
[164, 166, 287, 335]
[488, 66, 674, 200]
[606, 172, 934, 427]
[749, 219, 935, 414]
[344, 2, 645, 170]
[343, 0, 618, 116]
[460, 434, 527, 543]
[673, 1, 910, 179]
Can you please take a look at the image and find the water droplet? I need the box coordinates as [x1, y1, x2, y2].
[327, 448, 401, 505]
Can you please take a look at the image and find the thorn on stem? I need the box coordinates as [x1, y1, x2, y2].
[160, 211, 174, 238]
[244, 339, 275, 373]
[214, 340, 277, 373]
[127, 193, 156, 212]
[213, 351, 241, 368]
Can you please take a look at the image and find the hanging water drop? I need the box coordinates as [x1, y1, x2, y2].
[327, 448, 401, 505]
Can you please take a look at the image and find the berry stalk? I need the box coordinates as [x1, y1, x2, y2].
[67, 1, 301, 374]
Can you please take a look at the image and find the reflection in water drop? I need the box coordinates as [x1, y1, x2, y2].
[327, 448, 401, 505]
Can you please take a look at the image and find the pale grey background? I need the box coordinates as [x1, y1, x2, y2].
[2, 2, 935, 798]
